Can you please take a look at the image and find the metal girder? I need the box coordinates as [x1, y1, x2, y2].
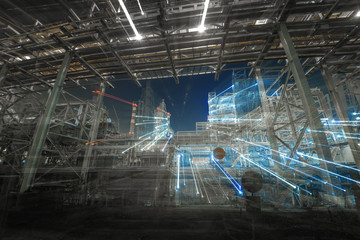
[248, 0, 291, 77]
[81, 82, 105, 199]
[0, 64, 8, 88]
[14, 65, 52, 87]
[58, 0, 81, 22]
[214, 4, 232, 81]
[305, 25, 360, 76]
[52, 34, 114, 88]
[277, 23, 336, 191]
[2, 0, 42, 26]
[321, 64, 360, 168]
[97, 30, 142, 87]
[159, 8, 179, 84]
[271, 69, 291, 126]
[255, 68, 282, 171]
[288, 120, 309, 162]
[19, 51, 73, 193]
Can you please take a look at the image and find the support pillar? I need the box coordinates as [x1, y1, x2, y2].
[20, 52, 73, 193]
[0, 63, 8, 88]
[81, 82, 105, 187]
[321, 64, 360, 167]
[255, 68, 282, 169]
[278, 23, 334, 164]
[0, 63, 8, 133]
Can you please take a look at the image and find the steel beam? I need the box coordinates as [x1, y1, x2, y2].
[97, 30, 142, 87]
[19, 51, 73, 193]
[277, 23, 337, 199]
[278, 23, 335, 163]
[52, 34, 114, 88]
[0, 63, 8, 88]
[81, 82, 105, 187]
[255, 68, 282, 170]
[321, 64, 360, 167]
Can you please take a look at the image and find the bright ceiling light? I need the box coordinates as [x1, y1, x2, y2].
[356, 10, 360, 17]
[198, 0, 210, 33]
[118, 0, 143, 40]
[136, 0, 145, 15]
[198, 25, 206, 33]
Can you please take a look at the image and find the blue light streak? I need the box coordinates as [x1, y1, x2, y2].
[141, 129, 167, 151]
[161, 134, 172, 152]
[237, 139, 360, 185]
[208, 85, 234, 102]
[238, 153, 297, 189]
[297, 151, 360, 174]
[136, 115, 168, 120]
[135, 122, 156, 125]
[234, 83, 258, 95]
[177, 154, 180, 190]
[211, 155, 243, 195]
[266, 157, 346, 192]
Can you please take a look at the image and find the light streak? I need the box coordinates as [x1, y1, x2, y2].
[234, 83, 258, 95]
[118, 0, 143, 40]
[121, 137, 149, 154]
[162, 134, 172, 152]
[297, 151, 360, 174]
[238, 153, 297, 189]
[177, 154, 180, 190]
[208, 84, 234, 102]
[266, 157, 345, 192]
[237, 139, 360, 185]
[156, 107, 171, 116]
[136, 115, 168, 120]
[141, 129, 167, 151]
[85, 132, 130, 145]
[310, 129, 360, 137]
[189, 156, 200, 194]
[198, 0, 210, 32]
[139, 128, 162, 139]
[182, 155, 186, 186]
[136, 0, 144, 15]
[211, 155, 243, 195]
[195, 164, 211, 203]
[155, 123, 169, 129]
[135, 122, 156, 125]
[92, 90, 135, 106]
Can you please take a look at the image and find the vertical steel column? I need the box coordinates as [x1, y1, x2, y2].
[0, 63, 8, 87]
[255, 68, 282, 169]
[0, 63, 8, 133]
[81, 82, 106, 184]
[129, 103, 137, 136]
[20, 52, 73, 193]
[278, 23, 334, 164]
[321, 64, 360, 167]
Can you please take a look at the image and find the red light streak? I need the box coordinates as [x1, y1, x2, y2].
[92, 90, 137, 107]
[156, 107, 171, 116]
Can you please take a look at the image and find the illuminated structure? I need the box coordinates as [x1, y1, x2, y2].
[0, 1, 360, 238]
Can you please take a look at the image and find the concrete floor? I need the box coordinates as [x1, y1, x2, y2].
[3, 206, 360, 240]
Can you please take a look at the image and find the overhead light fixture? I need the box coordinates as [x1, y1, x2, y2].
[136, 0, 144, 15]
[118, 0, 143, 40]
[356, 10, 360, 17]
[198, 0, 210, 33]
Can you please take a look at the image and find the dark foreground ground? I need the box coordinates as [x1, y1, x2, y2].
[3, 206, 360, 240]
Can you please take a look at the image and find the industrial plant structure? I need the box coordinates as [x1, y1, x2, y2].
[0, 0, 360, 239]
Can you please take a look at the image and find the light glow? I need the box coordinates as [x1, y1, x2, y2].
[198, 0, 210, 32]
[136, 0, 144, 15]
[118, 0, 143, 40]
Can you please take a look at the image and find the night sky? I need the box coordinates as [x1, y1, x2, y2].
[69, 70, 234, 133]
[67, 61, 331, 133]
